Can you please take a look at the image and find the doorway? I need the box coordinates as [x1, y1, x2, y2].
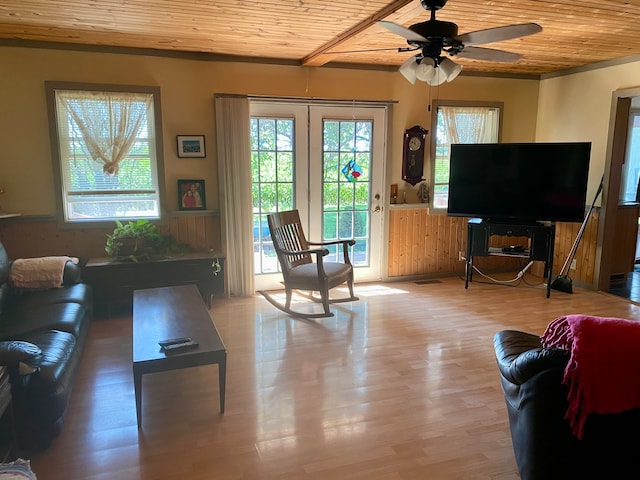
[608, 106, 640, 300]
[251, 101, 387, 291]
[600, 91, 640, 300]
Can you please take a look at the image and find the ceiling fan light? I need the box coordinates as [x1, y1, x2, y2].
[439, 57, 463, 82]
[426, 68, 447, 86]
[415, 57, 436, 82]
[399, 56, 419, 84]
[415, 64, 436, 83]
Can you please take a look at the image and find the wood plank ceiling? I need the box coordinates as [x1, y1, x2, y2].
[2, 0, 640, 77]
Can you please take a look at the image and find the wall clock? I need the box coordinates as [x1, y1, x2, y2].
[402, 125, 428, 186]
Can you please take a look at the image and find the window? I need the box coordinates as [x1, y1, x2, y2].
[431, 101, 502, 211]
[251, 115, 296, 274]
[320, 118, 372, 266]
[46, 82, 164, 224]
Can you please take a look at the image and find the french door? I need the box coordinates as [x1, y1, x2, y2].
[251, 101, 387, 291]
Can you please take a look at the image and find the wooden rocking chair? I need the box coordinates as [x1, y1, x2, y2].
[258, 210, 359, 318]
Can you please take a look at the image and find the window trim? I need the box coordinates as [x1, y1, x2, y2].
[45, 81, 166, 228]
[429, 99, 503, 214]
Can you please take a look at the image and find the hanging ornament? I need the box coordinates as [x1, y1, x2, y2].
[341, 159, 362, 182]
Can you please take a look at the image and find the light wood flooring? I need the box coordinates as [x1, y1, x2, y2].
[28, 275, 640, 479]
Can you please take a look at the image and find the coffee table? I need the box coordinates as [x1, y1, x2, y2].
[132, 284, 226, 428]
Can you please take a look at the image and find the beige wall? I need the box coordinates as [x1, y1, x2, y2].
[392, 74, 540, 202]
[536, 61, 640, 201]
[0, 45, 540, 217]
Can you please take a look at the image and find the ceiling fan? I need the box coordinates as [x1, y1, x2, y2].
[378, 0, 542, 85]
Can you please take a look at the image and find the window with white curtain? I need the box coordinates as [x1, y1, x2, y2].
[431, 101, 502, 212]
[46, 82, 165, 224]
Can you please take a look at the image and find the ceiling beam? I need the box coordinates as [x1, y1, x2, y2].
[301, 0, 415, 67]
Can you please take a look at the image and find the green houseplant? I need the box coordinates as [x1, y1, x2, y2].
[105, 219, 189, 261]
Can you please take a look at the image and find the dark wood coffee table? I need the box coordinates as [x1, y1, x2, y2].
[132, 284, 226, 428]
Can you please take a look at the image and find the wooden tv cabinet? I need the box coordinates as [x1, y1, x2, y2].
[465, 218, 556, 297]
[83, 253, 224, 315]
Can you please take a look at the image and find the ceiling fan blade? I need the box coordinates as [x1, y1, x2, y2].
[457, 46, 522, 63]
[377, 21, 428, 43]
[457, 23, 542, 46]
[330, 46, 418, 54]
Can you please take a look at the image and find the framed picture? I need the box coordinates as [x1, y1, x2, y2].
[178, 180, 206, 210]
[176, 135, 206, 158]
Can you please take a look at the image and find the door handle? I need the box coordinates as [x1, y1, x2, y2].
[372, 193, 382, 213]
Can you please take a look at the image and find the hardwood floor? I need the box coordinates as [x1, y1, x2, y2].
[28, 275, 640, 479]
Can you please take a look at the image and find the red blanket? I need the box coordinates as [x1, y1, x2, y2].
[541, 314, 640, 439]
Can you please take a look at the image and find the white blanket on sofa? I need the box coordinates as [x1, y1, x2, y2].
[9, 256, 79, 289]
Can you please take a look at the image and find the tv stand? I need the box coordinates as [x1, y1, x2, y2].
[465, 218, 556, 297]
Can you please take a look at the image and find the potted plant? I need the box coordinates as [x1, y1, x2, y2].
[105, 220, 189, 261]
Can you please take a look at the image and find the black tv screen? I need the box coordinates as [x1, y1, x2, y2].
[447, 142, 591, 223]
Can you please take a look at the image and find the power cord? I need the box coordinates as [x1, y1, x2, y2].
[469, 259, 547, 289]
[471, 264, 524, 284]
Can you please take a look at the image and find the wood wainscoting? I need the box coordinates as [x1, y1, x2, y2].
[553, 208, 599, 286]
[0, 212, 221, 261]
[0, 208, 599, 288]
[388, 206, 599, 287]
[388, 207, 467, 278]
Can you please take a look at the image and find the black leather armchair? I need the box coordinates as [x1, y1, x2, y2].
[494, 329, 640, 480]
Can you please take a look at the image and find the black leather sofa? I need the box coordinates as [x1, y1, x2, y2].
[494, 329, 640, 480]
[0, 241, 92, 452]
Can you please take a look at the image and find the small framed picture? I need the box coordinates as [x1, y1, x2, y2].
[178, 180, 206, 210]
[176, 135, 206, 158]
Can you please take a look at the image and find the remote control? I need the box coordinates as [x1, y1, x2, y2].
[158, 337, 191, 347]
[162, 340, 199, 352]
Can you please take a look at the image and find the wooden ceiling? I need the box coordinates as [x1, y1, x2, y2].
[2, 0, 640, 77]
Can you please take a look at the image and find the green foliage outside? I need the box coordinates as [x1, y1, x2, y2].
[67, 137, 156, 218]
[251, 116, 372, 268]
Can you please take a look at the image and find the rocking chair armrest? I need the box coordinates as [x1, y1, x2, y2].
[309, 239, 355, 265]
[308, 239, 356, 247]
[280, 247, 329, 257]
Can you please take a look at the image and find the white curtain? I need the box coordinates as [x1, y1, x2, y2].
[56, 91, 151, 176]
[440, 106, 497, 144]
[215, 95, 254, 297]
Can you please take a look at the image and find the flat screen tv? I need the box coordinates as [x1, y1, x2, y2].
[447, 142, 591, 223]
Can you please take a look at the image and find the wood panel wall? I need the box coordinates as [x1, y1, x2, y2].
[1, 208, 600, 287]
[387, 208, 467, 277]
[551, 209, 599, 286]
[0, 213, 221, 263]
[388, 207, 600, 287]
